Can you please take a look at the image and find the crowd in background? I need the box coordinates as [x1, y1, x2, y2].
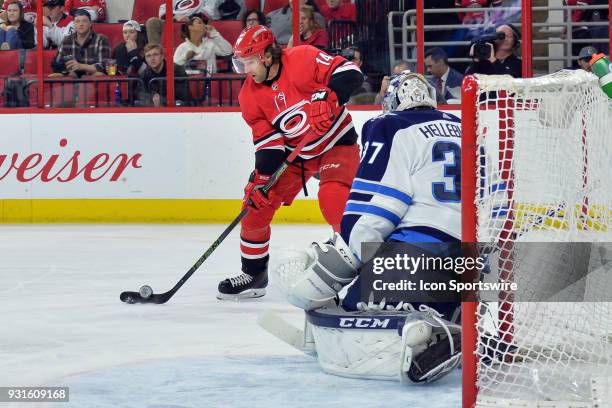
[0, 0, 609, 107]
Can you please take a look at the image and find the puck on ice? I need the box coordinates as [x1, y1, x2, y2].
[139, 285, 153, 298]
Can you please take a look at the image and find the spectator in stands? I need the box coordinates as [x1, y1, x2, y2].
[173, 15, 232, 73]
[313, 0, 356, 24]
[465, 23, 522, 78]
[147, 0, 244, 45]
[576, 45, 597, 72]
[267, 1, 293, 45]
[268, 0, 324, 45]
[562, 0, 592, 65]
[287, 5, 327, 49]
[51, 8, 109, 76]
[374, 60, 411, 105]
[0, 0, 35, 24]
[0, 0, 35, 50]
[64, 0, 105, 22]
[241, 8, 266, 28]
[42, 0, 74, 49]
[589, 0, 609, 53]
[141, 43, 190, 106]
[455, 0, 502, 26]
[424, 47, 463, 104]
[112, 20, 146, 76]
[217, 0, 242, 20]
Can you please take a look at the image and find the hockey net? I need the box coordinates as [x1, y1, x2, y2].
[461, 70, 612, 407]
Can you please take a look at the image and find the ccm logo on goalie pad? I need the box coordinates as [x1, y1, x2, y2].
[339, 318, 390, 329]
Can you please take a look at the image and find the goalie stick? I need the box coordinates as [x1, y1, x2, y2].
[119, 132, 319, 305]
[257, 310, 316, 355]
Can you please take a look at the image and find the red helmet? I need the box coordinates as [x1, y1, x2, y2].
[233, 25, 275, 59]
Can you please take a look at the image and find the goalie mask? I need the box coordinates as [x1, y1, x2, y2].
[383, 71, 437, 113]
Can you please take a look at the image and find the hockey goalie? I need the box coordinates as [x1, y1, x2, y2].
[261, 72, 463, 384]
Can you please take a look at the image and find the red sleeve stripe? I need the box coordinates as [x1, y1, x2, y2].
[254, 132, 283, 150]
[298, 121, 355, 160]
[331, 62, 362, 76]
[254, 130, 281, 145]
[257, 144, 286, 152]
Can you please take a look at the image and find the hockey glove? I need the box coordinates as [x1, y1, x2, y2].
[309, 87, 340, 135]
[286, 233, 359, 310]
[244, 171, 276, 210]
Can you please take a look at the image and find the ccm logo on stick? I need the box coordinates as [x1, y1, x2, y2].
[339, 318, 390, 328]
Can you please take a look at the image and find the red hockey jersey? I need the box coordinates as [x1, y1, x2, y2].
[65, 0, 106, 21]
[238, 45, 361, 161]
[455, 0, 502, 24]
[2, 0, 35, 13]
[563, 0, 592, 23]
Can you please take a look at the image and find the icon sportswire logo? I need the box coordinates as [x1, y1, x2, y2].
[0, 138, 142, 183]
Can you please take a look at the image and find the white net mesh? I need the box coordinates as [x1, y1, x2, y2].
[470, 70, 612, 406]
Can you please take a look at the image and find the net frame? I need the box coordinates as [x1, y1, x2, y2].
[461, 71, 612, 408]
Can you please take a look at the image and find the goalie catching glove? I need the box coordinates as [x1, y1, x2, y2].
[308, 88, 341, 135]
[244, 170, 276, 210]
[276, 233, 359, 310]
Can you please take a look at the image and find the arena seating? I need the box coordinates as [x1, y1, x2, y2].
[263, 0, 287, 14]
[213, 20, 243, 45]
[245, 0, 259, 11]
[0, 50, 20, 77]
[131, 0, 161, 24]
[0, 50, 20, 107]
[23, 50, 57, 75]
[209, 74, 244, 106]
[94, 23, 126, 49]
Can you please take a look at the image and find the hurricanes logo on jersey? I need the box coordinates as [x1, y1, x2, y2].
[175, 0, 201, 12]
[272, 101, 310, 139]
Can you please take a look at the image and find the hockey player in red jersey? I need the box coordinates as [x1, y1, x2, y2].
[217, 25, 363, 300]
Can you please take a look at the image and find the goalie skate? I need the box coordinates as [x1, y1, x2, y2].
[217, 272, 268, 300]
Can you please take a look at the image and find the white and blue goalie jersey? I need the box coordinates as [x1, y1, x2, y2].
[341, 109, 461, 263]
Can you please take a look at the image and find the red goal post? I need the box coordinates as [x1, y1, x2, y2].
[460, 71, 612, 407]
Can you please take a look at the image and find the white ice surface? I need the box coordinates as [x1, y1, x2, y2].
[0, 225, 461, 408]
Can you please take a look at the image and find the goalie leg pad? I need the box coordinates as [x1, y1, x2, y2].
[287, 233, 359, 310]
[296, 306, 461, 382]
[305, 306, 413, 381]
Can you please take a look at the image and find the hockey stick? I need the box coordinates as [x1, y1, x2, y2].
[120, 134, 317, 305]
[257, 310, 317, 355]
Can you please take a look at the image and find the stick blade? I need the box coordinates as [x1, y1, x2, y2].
[119, 291, 170, 304]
